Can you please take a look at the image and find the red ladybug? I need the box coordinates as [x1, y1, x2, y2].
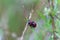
[28, 20, 37, 28]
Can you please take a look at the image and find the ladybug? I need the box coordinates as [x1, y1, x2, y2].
[28, 20, 37, 28]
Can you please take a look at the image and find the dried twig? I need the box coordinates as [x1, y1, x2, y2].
[20, 9, 34, 40]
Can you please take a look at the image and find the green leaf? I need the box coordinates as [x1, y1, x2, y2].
[57, 0, 60, 4]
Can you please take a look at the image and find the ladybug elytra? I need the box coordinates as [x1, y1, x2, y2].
[28, 20, 37, 28]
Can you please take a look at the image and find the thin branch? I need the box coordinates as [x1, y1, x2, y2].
[49, 0, 57, 40]
[50, 14, 57, 40]
[20, 9, 34, 40]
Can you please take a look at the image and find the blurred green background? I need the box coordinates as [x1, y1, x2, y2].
[0, 0, 60, 40]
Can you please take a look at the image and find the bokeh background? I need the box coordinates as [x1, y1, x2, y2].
[0, 0, 60, 40]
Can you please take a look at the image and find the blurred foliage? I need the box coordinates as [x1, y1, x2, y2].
[0, 0, 60, 40]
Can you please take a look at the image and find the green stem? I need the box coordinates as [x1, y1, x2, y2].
[49, 0, 57, 40]
[50, 14, 57, 40]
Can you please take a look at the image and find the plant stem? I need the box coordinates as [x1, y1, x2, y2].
[50, 14, 57, 40]
[49, 0, 57, 40]
[20, 9, 34, 40]
[52, 1, 57, 40]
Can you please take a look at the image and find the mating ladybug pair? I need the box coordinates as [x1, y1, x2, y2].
[28, 20, 37, 28]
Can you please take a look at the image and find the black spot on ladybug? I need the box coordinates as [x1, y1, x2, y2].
[28, 20, 37, 28]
